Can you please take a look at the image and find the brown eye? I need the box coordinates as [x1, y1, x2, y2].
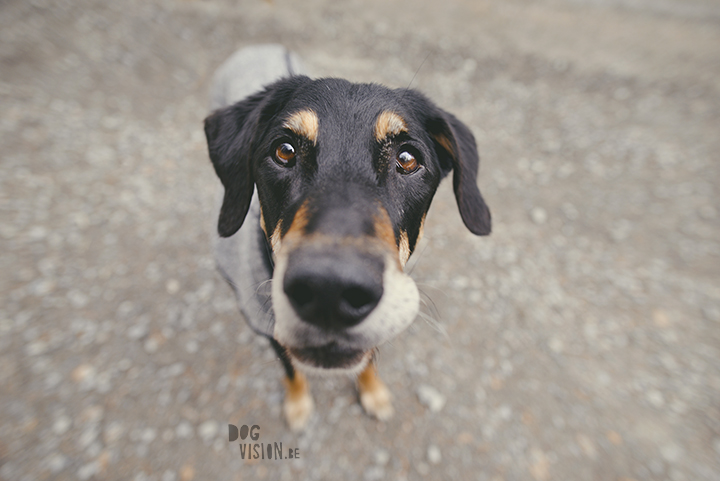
[396, 149, 419, 174]
[274, 142, 296, 166]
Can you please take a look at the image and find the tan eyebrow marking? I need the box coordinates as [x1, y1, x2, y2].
[283, 109, 319, 144]
[374, 111, 407, 141]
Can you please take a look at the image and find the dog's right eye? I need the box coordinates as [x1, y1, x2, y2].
[274, 142, 297, 166]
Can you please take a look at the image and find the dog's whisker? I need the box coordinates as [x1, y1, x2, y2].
[254, 278, 272, 295]
[405, 238, 429, 276]
[418, 289, 442, 323]
[401, 52, 431, 101]
[417, 311, 449, 339]
[415, 282, 447, 296]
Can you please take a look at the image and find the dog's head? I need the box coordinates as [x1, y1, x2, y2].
[205, 76, 490, 373]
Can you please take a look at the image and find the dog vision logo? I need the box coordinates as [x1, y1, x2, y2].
[228, 424, 300, 461]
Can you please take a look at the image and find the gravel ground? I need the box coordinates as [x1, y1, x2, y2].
[1, 0, 719, 480]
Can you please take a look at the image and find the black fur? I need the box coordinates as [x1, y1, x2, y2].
[204, 75, 491, 251]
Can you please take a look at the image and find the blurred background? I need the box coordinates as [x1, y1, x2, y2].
[1, 0, 719, 480]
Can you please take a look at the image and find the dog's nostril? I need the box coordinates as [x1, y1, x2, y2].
[342, 286, 376, 310]
[287, 282, 314, 308]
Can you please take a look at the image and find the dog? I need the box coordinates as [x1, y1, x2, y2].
[204, 46, 491, 431]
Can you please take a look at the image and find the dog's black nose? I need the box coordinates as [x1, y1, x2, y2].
[283, 247, 384, 329]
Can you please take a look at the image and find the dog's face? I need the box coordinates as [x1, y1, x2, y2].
[205, 77, 490, 373]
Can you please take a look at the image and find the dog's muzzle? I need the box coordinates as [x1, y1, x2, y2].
[272, 240, 419, 373]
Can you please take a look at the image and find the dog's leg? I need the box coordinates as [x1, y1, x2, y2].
[357, 361, 394, 421]
[270, 339, 313, 431]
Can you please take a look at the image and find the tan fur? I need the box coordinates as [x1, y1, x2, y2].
[283, 109, 319, 144]
[357, 362, 393, 420]
[373, 206, 397, 250]
[374, 111, 407, 141]
[283, 371, 314, 431]
[398, 231, 411, 266]
[270, 222, 282, 253]
[432, 133, 455, 159]
[414, 212, 426, 250]
[271, 201, 311, 254]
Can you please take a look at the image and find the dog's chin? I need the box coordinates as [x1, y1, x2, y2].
[288, 346, 371, 376]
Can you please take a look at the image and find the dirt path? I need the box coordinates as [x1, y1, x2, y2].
[1, 0, 718, 479]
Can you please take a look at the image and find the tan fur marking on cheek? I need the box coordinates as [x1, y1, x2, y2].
[374, 111, 407, 142]
[276, 201, 310, 254]
[285, 202, 309, 238]
[398, 231, 411, 266]
[373, 207, 397, 252]
[270, 222, 282, 253]
[283, 110, 319, 144]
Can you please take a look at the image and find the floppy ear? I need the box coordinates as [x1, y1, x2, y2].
[205, 90, 267, 237]
[205, 76, 313, 237]
[428, 110, 492, 236]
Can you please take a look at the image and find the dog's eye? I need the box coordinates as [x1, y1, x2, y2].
[396, 149, 419, 174]
[274, 142, 296, 166]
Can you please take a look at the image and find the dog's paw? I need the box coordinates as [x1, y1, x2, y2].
[283, 373, 314, 431]
[359, 381, 394, 421]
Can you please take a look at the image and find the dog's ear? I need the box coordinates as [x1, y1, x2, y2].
[205, 76, 310, 237]
[427, 109, 492, 236]
[205, 91, 265, 237]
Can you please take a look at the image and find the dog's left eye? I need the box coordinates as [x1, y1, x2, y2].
[396, 149, 420, 174]
[274, 142, 297, 166]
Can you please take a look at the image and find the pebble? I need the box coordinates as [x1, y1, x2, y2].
[166, 279, 180, 294]
[427, 445, 442, 464]
[576, 434, 598, 460]
[185, 340, 199, 354]
[162, 470, 178, 481]
[416, 461, 430, 476]
[77, 462, 98, 480]
[176, 421, 194, 439]
[531, 207, 548, 225]
[25, 340, 48, 356]
[104, 422, 125, 444]
[661, 443, 684, 463]
[127, 324, 148, 340]
[78, 426, 100, 450]
[198, 420, 218, 443]
[141, 428, 157, 444]
[47, 453, 67, 473]
[52, 415, 72, 435]
[548, 337, 564, 353]
[373, 449, 390, 466]
[180, 465, 195, 481]
[703, 306, 720, 322]
[698, 204, 717, 219]
[647, 390, 665, 408]
[417, 384, 446, 413]
[144, 336, 160, 353]
[364, 466, 385, 481]
[609, 219, 633, 242]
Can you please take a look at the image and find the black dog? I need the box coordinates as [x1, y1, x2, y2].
[205, 54, 490, 430]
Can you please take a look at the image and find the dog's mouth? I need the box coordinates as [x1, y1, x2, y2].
[288, 343, 368, 370]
